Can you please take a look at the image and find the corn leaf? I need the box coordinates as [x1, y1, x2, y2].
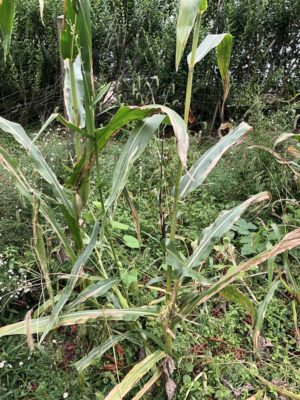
[104, 350, 166, 400]
[0, 116, 73, 215]
[253, 280, 280, 350]
[64, 55, 86, 128]
[176, 0, 200, 70]
[32, 199, 54, 308]
[70, 104, 188, 187]
[32, 113, 59, 143]
[0, 146, 76, 262]
[67, 278, 119, 310]
[132, 370, 162, 400]
[76, 0, 95, 139]
[75, 332, 131, 372]
[186, 192, 270, 269]
[105, 114, 164, 209]
[178, 228, 300, 318]
[50, 222, 100, 326]
[0, 0, 15, 62]
[188, 33, 232, 68]
[179, 122, 252, 198]
[95, 105, 158, 148]
[141, 105, 189, 167]
[0, 308, 159, 338]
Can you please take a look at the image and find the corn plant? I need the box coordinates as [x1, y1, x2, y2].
[1, 0, 300, 398]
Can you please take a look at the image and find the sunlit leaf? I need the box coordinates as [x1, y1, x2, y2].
[198, 0, 208, 14]
[186, 192, 270, 269]
[67, 278, 119, 309]
[0, 308, 159, 337]
[50, 223, 99, 326]
[105, 114, 164, 209]
[0, 116, 73, 215]
[123, 235, 140, 249]
[187, 33, 232, 68]
[179, 122, 252, 198]
[176, 0, 200, 70]
[64, 55, 86, 128]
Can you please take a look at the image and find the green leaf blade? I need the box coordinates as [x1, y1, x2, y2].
[179, 122, 252, 198]
[176, 0, 200, 70]
[105, 350, 166, 400]
[187, 33, 231, 68]
[0, 0, 15, 62]
[105, 114, 164, 209]
[186, 192, 270, 269]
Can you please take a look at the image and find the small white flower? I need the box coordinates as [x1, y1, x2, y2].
[0, 360, 6, 368]
[63, 393, 69, 399]
[19, 362, 24, 367]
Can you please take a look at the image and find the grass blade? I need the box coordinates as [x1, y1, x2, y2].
[32, 199, 54, 308]
[186, 192, 270, 268]
[0, 308, 159, 338]
[0, 116, 73, 215]
[104, 350, 166, 400]
[253, 280, 280, 350]
[64, 55, 86, 129]
[92, 83, 111, 106]
[176, 0, 200, 70]
[75, 333, 131, 372]
[67, 278, 119, 310]
[247, 368, 300, 400]
[51, 222, 100, 325]
[105, 114, 164, 209]
[132, 370, 162, 400]
[179, 122, 252, 198]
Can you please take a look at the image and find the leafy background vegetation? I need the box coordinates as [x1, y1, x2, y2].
[0, 0, 299, 399]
